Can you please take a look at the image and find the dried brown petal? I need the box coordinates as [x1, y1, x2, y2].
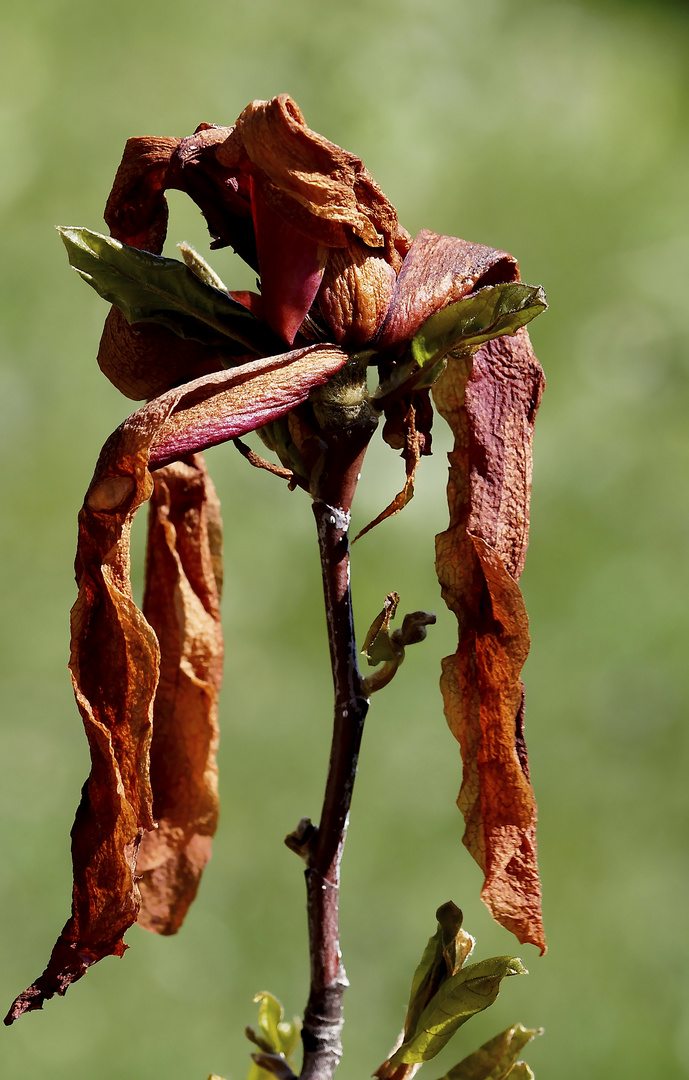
[218, 94, 399, 251]
[97, 306, 229, 401]
[433, 328, 546, 953]
[317, 237, 397, 346]
[148, 345, 348, 467]
[5, 412, 161, 1023]
[136, 456, 223, 935]
[378, 230, 519, 350]
[5, 345, 347, 1022]
[354, 400, 425, 541]
[105, 135, 181, 254]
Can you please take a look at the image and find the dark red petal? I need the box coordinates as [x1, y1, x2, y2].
[250, 177, 327, 344]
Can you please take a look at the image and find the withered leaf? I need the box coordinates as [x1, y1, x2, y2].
[136, 455, 223, 935]
[5, 345, 347, 1023]
[354, 398, 429, 541]
[433, 328, 546, 954]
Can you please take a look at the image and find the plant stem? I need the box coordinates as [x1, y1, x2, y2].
[299, 436, 371, 1080]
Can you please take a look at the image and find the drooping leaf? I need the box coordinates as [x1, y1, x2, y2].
[4, 346, 346, 1023]
[58, 227, 276, 353]
[410, 284, 546, 370]
[135, 456, 224, 936]
[440, 1022, 542, 1080]
[389, 957, 527, 1066]
[433, 328, 546, 954]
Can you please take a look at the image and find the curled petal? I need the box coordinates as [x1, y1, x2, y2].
[168, 125, 257, 265]
[148, 344, 348, 467]
[218, 94, 399, 251]
[378, 230, 519, 350]
[317, 237, 396, 346]
[433, 328, 546, 953]
[97, 306, 228, 401]
[5, 343, 346, 1022]
[137, 456, 223, 935]
[105, 136, 181, 254]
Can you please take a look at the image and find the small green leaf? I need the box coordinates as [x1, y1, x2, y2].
[403, 903, 474, 1043]
[177, 241, 229, 291]
[410, 284, 547, 370]
[245, 993, 301, 1080]
[254, 991, 284, 1050]
[441, 1022, 542, 1080]
[276, 1020, 302, 1061]
[57, 227, 272, 353]
[390, 957, 527, 1065]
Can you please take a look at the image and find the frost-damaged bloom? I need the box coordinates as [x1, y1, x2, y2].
[7, 95, 546, 1025]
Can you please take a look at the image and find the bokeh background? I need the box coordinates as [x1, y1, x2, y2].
[2, 0, 689, 1077]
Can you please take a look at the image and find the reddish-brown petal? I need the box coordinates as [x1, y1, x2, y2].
[317, 237, 396, 346]
[148, 344, 347, 467]
[5, 416, 161, 1023]
[136, 455, 223, 936]
[97, 307, 230, 401]
[217, 94, 399, 251]
[5, 344, 347, 1022]
[105, 136, 181, 254]
[377, 229, 519, 350]
[433, 328, 546, 954]
[168, 125, 258, 264]
[250, 177, 327, 344]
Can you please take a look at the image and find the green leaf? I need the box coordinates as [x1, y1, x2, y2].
[255, 991, 284, 1050]
[276, 1020, 302, 1061]
[177, 241, 229, 291]
[390, 957, 527, 1065]
[403, 903, 474, 1043]
[245, 993, 301, 1080]
[409, 284, 547, 370]
[57, 227, 271, 353]
[441, 1023, 542, 1080]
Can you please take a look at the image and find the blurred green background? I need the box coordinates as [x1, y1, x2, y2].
[2, 0, 689, 1077]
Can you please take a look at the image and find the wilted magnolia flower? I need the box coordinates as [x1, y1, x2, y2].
[6, 95, 546, 1024]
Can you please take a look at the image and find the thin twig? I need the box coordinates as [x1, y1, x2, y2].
[297, 430, 372, 1080]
